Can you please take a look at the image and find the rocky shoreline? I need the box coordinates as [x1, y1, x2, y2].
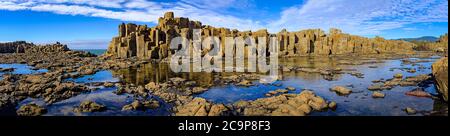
[0, 13, 448, 116]
[1, 44, 448, 116]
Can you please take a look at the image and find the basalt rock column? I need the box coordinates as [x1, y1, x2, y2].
[106, 12, 416, 60]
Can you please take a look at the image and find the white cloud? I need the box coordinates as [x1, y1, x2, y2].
[268, 0, 448, 35]
[0, 0, 448, 36]
[0, 0, 264, 31]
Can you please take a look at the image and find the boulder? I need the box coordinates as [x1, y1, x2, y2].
[405, 88, 432, 98]
[16, 103, 47, 116]
[73, 101, 106, 113]
[330, 86, 352, 95]
[372, 91, 385, 98]
[432, 57, 448, 102]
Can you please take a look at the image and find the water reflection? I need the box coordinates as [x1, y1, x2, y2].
[112, 55, 444, 116]
[0, 63, 48, 80]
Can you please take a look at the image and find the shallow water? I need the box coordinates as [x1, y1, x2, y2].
[111, 55, 445, 116]
[9, 54, 447, 116]
[66, 70, 120, 83]
[0, 63, 48, 80]
[18, 87, 171, 116]
[74, 49, 106, 56]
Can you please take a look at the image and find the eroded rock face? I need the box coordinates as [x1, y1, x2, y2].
[432, 57, 448, 102]
[106, 12, 415, 60]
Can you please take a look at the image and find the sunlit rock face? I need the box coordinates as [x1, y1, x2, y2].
[432, 57, 448, 102]
[106, 12, 415, 60]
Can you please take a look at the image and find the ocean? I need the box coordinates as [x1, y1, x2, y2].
[74, 49, 107, 56]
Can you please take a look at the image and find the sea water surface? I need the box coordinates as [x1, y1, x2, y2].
[74, 49, 107, 56]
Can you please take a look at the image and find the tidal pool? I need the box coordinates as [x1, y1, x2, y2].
[66, 70, 120, 83]
[112, 54, 446, 116]
[11, 53, 447, 116]
[0, 63, 48, 80]
[18, 87, 171, 116]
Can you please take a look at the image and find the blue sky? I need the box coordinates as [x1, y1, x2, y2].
[0, 0, 448, 49]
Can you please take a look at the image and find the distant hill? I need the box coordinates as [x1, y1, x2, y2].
[397, 36, 439, 42]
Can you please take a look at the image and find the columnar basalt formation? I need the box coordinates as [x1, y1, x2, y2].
[0, 41, 34, 53]
[106, 12, 415, 60]
[0, 41, 69, 54]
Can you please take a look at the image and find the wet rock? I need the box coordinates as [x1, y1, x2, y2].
[122, 100, 143, 111]
[328, 101, 337, 110]
[237, 80, 253, 87]
[122, 100, 159, 111]
[372, 80, 383, 83]
[276, 89, 289, 93]
[237, 90, 330, 116]
[286, 87, 296, 91]
[394, 73, 403, 79]
[405, 88, 432, 98]
[405, 107, 417, 115]
[103, 82, 115, 87]
[372, 91, 385, 98]
[208, 104, 228, 116]
[348, 72, 364, 78]
[407, 69, 416, 73]
[368, 83, 383, 91]
[145, 82, 161, 91]
[192, 87, 208, 94]
[330, 86, 352, 95]
[142, 100, 160, 109]
[16, 103, 47, 116]
[0, 68, 15, 72]
[74, 101, 106, 113]
[175, 98, 228, 116]
[431, 57, 448, 102]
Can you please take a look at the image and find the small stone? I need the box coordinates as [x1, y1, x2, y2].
[405, 107, 417, 115]
[16, 103, 47, 116]
[405, 88, 432, 98]
[330, 86, 352, 95]
[394, 73, 403, 78]
[372, 91, 385, 98]
[237, 80, 253, 87]
[192, 87, 208, 94]
[368, 83, 384, 91]
[328, 101, 337, 110]
[103, 82, 115, 87]
[74, 101, 106, 113]
[275, 89, 288, 93]
[286, 87, 296, 91]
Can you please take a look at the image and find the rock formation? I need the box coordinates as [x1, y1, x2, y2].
[106, 12, 415, 60]
[0, 41, 69, 54]
[428, 34, 448, 53]
[411, 34, 448, 52]
[432, 57, 448, 102]
[0, 41, 34, 53]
